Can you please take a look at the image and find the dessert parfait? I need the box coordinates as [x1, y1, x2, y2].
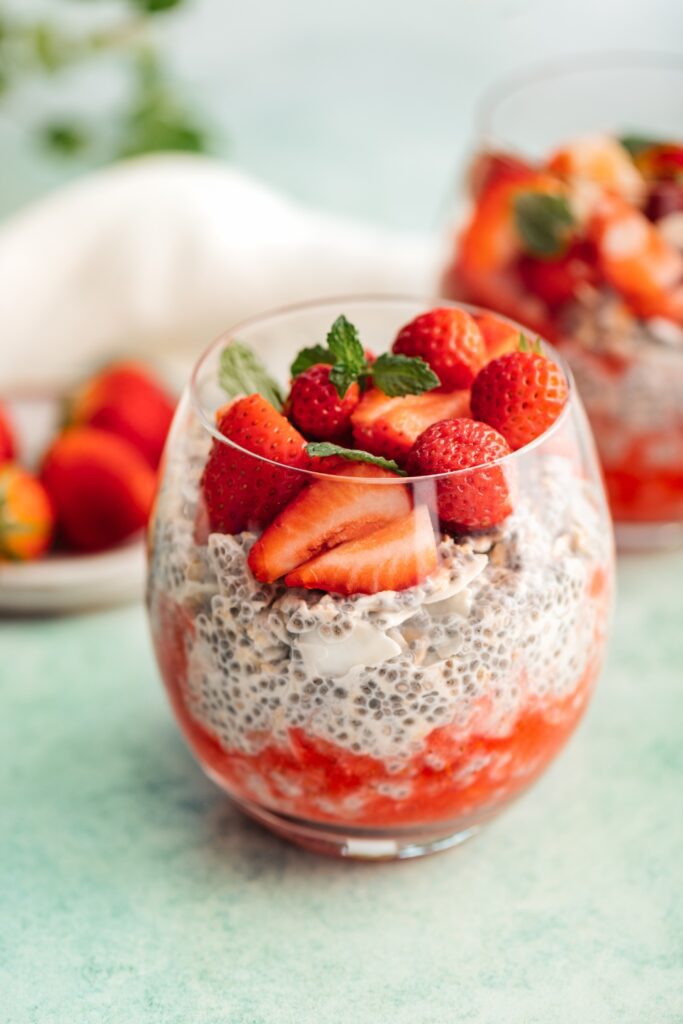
[147, 297, 613, 859]
[442, 59, 683, 548]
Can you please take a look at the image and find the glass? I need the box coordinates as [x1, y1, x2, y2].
[146, 297, 614, 859]
[442, 55, 683, 550]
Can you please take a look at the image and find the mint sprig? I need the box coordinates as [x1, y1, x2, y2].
[290, 314, 440, 399]
[291, 345, 335, 377]
[618, 133, 663, 158]
[306, 442, 407, 476]
[514, 192, 576, 259]
[219, 342, 284, 410]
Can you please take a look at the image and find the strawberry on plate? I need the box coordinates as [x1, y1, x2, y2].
[406, 418, 512, 532]
[248, 462, 411, 583]
[0, 402, 15, 464]
[41, 427, 155, 552]
[351, 388, 470, 464]
[285, 505, 438, 595]
[0, 463, 54, 561]
[199, 394, 311, 537]
[287, 363, 360, 443]
[393, 307, 486, 389]
[470, 347, 569, 451]
[69, 362, 175, 470]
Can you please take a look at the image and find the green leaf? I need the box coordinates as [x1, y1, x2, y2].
[290, 345, 334, 377]
[329, 363, 361, 399]
[370, 353, 440, 397]
[305, 442, 406, 476]
[514, 191, 576, 259]
[219, 342, 284, 410]
[518, 334, 542, 355]
[40, 120, 89, 157]
[326, 315, 366, 374]
[618, 133, 663, 158]
[131, 0, 186, 12]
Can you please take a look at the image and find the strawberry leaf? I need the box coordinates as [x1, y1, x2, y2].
[219, 342, 284, 411]
[290, 345, 334, 377]
[370, 353, 440, 397]
[306, 442, 406, 475]
[618, 133, 664, 158]
[514, 192, 576, 258]
[326, 315, 366, 374]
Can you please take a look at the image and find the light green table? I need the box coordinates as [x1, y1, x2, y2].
[2, 551, 682, 1023]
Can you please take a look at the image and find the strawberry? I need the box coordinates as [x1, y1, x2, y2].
[517, 241, 600, 309]
[473, 312, 521, 361]
[0, 402, 16, 464]
[470, 350, 569, 451]
[393, 307, 486, 389]
[199, 394, 311, 537]
[351, 388, 470, 464]
[285, 505, 437, 595]
[406, 418, 512, 532]
[248, 462, 411, 583]
[0, 463, 54, 561]
[287, 363, 360, 442]
[41, 427, 154, 552]
[69, 362, 175, 469]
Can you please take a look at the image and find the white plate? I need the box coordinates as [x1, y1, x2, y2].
[0, 390, 147, 615]
[0, 538, 146, 614]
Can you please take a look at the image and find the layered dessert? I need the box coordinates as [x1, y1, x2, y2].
[148, 303, 612, 841]
[443, 133, 683, 531]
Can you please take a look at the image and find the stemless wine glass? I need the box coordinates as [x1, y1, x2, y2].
[147, 296, 614, 860]
[442, 55, 683, 550]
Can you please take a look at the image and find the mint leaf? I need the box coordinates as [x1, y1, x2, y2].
[329, 364, 360, 398]
[326, 315, 366, 374]
[306, 442, 406, 476]
[618, 133, 663, 158]
[219, 342, 284, 410]
[290, 345, 334, 377]
[370, 353, 440, 397]
[514, 192, 576, 258]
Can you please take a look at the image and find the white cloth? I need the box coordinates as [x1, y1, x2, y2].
[0, 154, 437, 388]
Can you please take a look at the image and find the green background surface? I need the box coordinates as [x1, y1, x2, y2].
[2, 1, 683, 1021]
[2, 554, 683, 1023]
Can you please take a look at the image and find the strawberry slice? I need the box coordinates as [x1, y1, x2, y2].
[473, 312, 521, 361]
[285, 505, 438, 595]
[199, 394, 311, 537]
[351, 388, 470, 464]
[248, 463, 411, 583]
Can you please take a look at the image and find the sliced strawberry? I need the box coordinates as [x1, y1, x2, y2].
[406, 418, 512, 532]
[473, 312, 521, 361]
[248, 463, 411, 583]
[199, 395, 311, 537]
[285, 505, 437, 595]
[351, 388, 470, 464]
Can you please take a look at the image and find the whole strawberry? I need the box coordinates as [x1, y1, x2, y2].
[393, 307, 486, 389]
[470, 348, 568, 451]
[0, 402, 16, 464]
[287, 363, 360, 442]
[406, 418, 512, 531]
[41, 427, 155, 552]
[199, 394, 311, 537]
[0, 463, 54, 561]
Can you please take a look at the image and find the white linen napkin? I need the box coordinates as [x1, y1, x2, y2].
[0, 154, 438, 389]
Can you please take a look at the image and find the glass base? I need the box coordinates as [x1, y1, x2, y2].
[615, 519, 683, 553]
[235, 797, 481, 860]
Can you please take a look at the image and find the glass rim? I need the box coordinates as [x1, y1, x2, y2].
[188, 293, 576, 485]
[476, 49, 683, 146]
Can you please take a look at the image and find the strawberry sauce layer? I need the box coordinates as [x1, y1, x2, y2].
[151, 586, 607, 829]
